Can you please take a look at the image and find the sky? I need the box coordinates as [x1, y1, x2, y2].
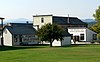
[0, 0, 100, 21]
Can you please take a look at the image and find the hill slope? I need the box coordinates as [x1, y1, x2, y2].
[4, 18, 32, 24]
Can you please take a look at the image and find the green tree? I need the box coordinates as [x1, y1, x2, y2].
[93, 6, 100, 23]
[97, 33, 100, 40]
[90, 6, 100, 39]
[37, 23, 64, 47]
[90, 23, 100, 39]
[90, 23, 100, 33]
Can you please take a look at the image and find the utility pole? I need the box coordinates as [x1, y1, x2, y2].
[0, 17, 5, 46]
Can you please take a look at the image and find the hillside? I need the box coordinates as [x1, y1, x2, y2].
[4, 18, 32, 24]
[82, 19, 97, 27]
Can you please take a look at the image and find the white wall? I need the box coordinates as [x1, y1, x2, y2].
[52, 40, 61, 46]
[3, 29, 13, 46]
[33, 15, 53, 28]
[68, 27, 97, 42]
[68, 28, 86, 41]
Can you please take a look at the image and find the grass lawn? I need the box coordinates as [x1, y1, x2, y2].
[0, 44, 100, 62]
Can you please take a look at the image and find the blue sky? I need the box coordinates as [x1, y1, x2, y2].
[0, 0, 100, 20]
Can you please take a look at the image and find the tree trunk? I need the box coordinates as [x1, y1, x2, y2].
[50, 41, 53, 47]
[61, 41, 62, 46]
[1, 37, 4, 46]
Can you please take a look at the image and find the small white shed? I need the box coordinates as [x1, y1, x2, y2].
[52, 36, 71, 46]
[52, 31, 71, 46]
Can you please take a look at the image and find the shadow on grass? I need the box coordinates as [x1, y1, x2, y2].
[53, 44, 94, 48]
[61, 44, 100, 48]
[0, 44, 49, 51]
[1, 44, 98, 51]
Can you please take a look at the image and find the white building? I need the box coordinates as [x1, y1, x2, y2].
[33, 15, 53, 30]
[52, 36, 71, 46]
[33, 15, 72, 46]
[3, 23, 39, 46]
[33, 15, 87, 30]
[1, 15, 97, 46]
[68, 27, 97, 43]
[33, 15, 97, 45]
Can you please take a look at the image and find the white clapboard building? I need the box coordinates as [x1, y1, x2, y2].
[3, 23, 39, 46]
[33, 15, 97, 45]
[33, 15, 72, 46]
[1, 15, 97, 46]
[68, 27, 97, 43]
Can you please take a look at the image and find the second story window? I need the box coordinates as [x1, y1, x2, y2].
[41, 18, 44, 23]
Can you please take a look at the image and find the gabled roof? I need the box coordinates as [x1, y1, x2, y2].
[5, 26, 37, 35]
[53, 16, 87, 25]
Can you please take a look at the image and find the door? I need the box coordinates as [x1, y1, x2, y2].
[19, 35, 22, 45]
[73, 36, 79, 41]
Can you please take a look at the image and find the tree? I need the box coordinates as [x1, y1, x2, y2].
[93, 6, 100, 23]
[90, 6, 100, 39]
[90, 23, 100, 39]
[37, 23, 64, 47]
[90, 23, 100, 33]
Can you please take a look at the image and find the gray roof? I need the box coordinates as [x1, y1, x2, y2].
[5, 26, 37, 35]
[53, 16, 87, 25]
[62, 30, 71, 37]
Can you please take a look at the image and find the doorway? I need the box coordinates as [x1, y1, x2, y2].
[73, 36, 79, 41]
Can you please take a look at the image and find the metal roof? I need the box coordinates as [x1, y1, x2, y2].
[53, 16, 87, 25]
[5, 26, 37, 35]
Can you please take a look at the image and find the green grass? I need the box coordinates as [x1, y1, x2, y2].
[0, 44, 100, 62]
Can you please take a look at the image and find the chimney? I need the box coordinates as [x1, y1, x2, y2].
[26, 21, 29, 24]
[67, 14, 70, 23]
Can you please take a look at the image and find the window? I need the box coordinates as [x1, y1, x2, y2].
[14, 35, 18, 42]
[41, 18, 44, 23]
[5, 30, 7, 34]
[93, 34, 97, 40]
[80, 34, 84, 40]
